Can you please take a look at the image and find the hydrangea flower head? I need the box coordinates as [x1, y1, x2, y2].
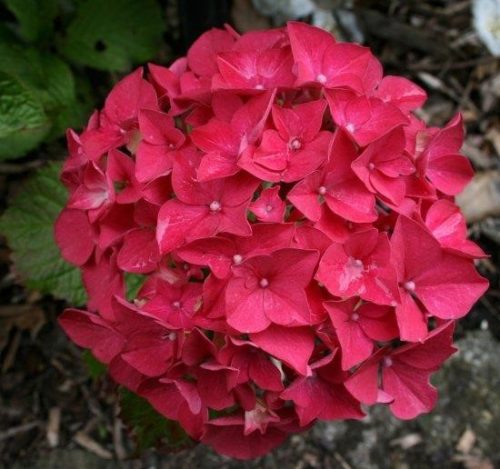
[55, 22, 488, 460]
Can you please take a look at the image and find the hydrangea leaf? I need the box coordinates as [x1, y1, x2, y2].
[0, 23, 18, 42]
[0, 163, 86, 304]
[59, 0, 165, 71]
[0, 42, 83, 150]
[5, 0, 59, 43]
[0, 43, 76, 111]
[50, 74, 96, 138]
[29, 53, 76, 114]
[119, 388, 194, 453]
[31, 55, 85, 138]
[0, 71, 50, 160]
[83, 350, 107, 380]
[125, 273, 146, 301]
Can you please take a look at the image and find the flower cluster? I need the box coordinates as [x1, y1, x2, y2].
[55, 22, 488, 459]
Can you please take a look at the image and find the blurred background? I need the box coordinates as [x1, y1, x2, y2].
[0, 0, 499, 467]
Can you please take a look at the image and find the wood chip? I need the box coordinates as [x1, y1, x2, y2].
[390, 433, 423, 449]
[485, 127, 500, 157]
[456, 428, 476, 454]
[333, 452, 352, 469]
[0, 421, 41, 442]
[417, 72, 447, 90]
[456, 171, 500, 223]
[417, 72, 462, 102]
[1, 328, 21, 372]
[453, 454, 495, 469]
[113, 403, 127, 460]
[73, 431, 113, 460]
[46, 407, 61, 448]
[463, 138, 493, 169]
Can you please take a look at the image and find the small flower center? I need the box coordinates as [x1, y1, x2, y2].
[345, 123, 356, 133]
[233, 254, 243, 265]
[404, 281, 416, 292]
[289, 137, 302, 151]
[351, 312, 360, 321]
[265, 204, 274, 212]
[163, 331, 177, 341]
[383, 357, 393, 367]
[316, 73, 327, 84]
[209, 200, 221, 212]
[259, 278, 269, 288]
[172, 301, 181, 308]
[353, 259, 363, 267]
[255, 84, 264, 90]
[368, 162, 375, 171]
[318, 186, 327, 195]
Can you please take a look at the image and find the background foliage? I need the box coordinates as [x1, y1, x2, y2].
[0, 0, 165, 160]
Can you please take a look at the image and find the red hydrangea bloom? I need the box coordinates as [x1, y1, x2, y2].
[287, 129, 377, 223]
[316, 228, 397, 305]
[225, 248, 319, 333]
[135, 109, 185, 183]
[239, 100, 331, 182]
[249, 185, 286, 222]
[55, 21, 488, 460]
[351, 128, 415, 205]
[345, 322, 457, 419]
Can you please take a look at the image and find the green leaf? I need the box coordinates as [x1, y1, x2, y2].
[5, 0, 59, 42]
[48, 97, 87, 138]
[0, 163, 87, 304]
[49, 72, 96, 137]
[31, 53, 76, 113]
[0, 23, 19, 43]
[119, 389, 194, 453]
[31, 54, 83, 138]
[0, 42, 33, 78]
[0, 42, 80, 148]
[125, 273, 146, 301]
[83, 350, 107, 380]
[0, 71, 50, 160]
[60, 0, 165, 71]
[0, 43, 76, 113]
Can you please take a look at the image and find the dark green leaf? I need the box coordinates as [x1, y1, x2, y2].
[0, 43, 76, 112]
[0, 163, 87, 304]
[119, 388, 194, 452]
[125, 273, 146, 301]
[31, 53, 76, 113]
[60, 0, 165, 71]
[0, 71, 50, 160]
[83, 350, 107, 380]
[0, 42, 80, 146]
[5, 0, 59, 42]
[49, 73, 96, 136]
